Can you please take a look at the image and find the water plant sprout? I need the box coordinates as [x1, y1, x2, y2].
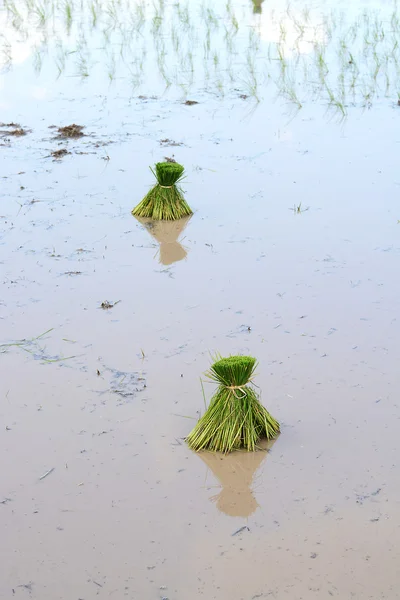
[187, 355, 280, 453]
[132, 162, 193, 221]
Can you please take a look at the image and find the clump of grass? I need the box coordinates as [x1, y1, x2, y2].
[0, 124, 27, 136]
[50, 148, 70, 159]
[186, 355, 280, 453]
[57, 124, 85, 138]
[132, 162, 192, 221]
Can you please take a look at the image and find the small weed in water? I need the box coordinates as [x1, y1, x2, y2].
[290, 202, 309, 214]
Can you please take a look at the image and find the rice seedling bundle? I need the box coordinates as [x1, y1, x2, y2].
[132, 162, 193, 221]
[252, 0, 264, 13]
[187, 356, 280, 453]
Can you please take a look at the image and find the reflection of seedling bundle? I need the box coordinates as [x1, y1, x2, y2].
[198, 448, 270, 517]
[132, 162, 193, 221]
[134, 216, 191, 265]
[187, 356, 280, 453]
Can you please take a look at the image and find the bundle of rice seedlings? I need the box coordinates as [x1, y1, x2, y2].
[187, 355, 280, 453]
[132, 162, 193, 221]
[251, 0, 264, 13]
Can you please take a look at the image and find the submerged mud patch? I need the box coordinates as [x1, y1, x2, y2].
[97, 367, 147, 401]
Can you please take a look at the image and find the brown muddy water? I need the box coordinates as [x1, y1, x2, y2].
[1, 0, 400, 598]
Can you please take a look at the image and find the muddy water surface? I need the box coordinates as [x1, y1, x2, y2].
[1, 0, 400, 598]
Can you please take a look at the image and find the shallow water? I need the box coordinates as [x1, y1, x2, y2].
[1, 0, 400, 598]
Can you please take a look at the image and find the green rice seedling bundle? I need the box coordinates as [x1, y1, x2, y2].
[187, 355, 280, 453]
[252, 0, 264, 13]
[132, 162, 192, 220]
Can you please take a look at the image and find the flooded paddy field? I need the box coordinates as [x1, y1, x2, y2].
[1, 0, 400, 598]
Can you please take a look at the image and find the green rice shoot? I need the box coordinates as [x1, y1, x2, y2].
[187, 355, 280, 453]
[132, 162, 193, 221]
